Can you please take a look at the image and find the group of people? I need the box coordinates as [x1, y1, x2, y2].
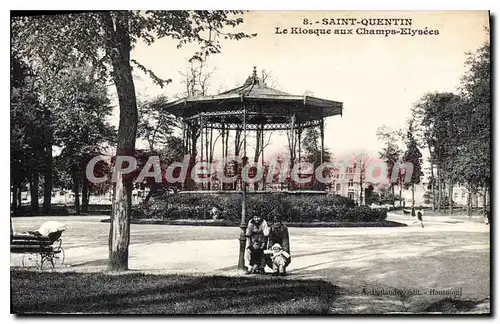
[244, 214, 291, 276]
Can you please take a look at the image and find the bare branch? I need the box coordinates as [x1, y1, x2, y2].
[131, 59, 171, 88]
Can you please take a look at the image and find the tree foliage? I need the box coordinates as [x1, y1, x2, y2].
[402, 126, 423, 188]
[12, 10, 255, 270]
[456, 43, 490, 191]
[53, 67, 116, 212]
[409, 42, 490, 213]
[300, 126, 331, 189]
[302, 127, 331, 166]
[11, 54, 45, 213]
[137, 95, 180, 152]
[178, 57, 214, 97]
[376, 125, 403, 173]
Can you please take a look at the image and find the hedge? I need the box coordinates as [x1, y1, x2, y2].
[141, 192, 387, 223]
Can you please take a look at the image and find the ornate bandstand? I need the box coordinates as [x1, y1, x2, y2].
[163, 67, 343, 269]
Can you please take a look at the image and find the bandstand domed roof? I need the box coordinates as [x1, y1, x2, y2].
[163, 67, 343, 130]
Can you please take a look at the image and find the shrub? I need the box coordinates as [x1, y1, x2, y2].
[143, 192, 386, 223]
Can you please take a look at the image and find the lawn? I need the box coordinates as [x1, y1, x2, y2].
[11, 270, 338, 314]
[11, 215, 490, 314]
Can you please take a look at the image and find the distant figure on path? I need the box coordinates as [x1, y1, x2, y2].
[484, 207, 490, 225]
[411, 208, 425, 228]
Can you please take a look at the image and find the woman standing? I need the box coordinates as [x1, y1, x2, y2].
[267, 215, 291, 270]
[244, 214, 269, 274]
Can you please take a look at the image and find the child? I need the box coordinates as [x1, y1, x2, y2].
[265, 243, 290, 276]
[246, 240, 265, 274]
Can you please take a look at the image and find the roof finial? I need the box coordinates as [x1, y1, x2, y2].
[252, 66, 257, 84]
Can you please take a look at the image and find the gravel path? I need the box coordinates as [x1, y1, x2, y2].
[11, 213, 490, 313]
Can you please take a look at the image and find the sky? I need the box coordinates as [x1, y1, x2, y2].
[108, 10, 489, 160]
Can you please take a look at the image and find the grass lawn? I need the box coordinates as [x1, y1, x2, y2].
[11, 270, 338, 314]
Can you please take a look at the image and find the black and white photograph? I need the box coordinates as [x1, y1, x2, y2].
[9, 10, 491, 315]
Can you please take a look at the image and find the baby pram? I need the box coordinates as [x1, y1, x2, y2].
[18, 221, 66, 268]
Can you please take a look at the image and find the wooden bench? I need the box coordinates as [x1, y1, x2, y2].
[11, 231, 65, 268]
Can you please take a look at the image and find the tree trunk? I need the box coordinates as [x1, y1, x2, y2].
[482, 186, 487, 215]
[81, 176, 89, 213]
[144, 182, 158, 204]
[11, 184, 18, 214]
[391, 185, 395, 208]
[29, 169, 39, 215]
[430, 163, 435, 211]
[359, 169, 363, 206]
[17, 186, 22, 209]
[72, 168, 81, 215]
[467, 187, 472, 219]
[448, 178, 453, 215]
[10, 215, 13, 242]
[436, 166, 441, 213]
[104, 12, 138, 271]
[398, 181, 403, 208]
[43, 129, 53, 214]
[411, 183, 415, 209]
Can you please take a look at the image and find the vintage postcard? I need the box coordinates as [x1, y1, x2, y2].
[10, 10, 490, 315]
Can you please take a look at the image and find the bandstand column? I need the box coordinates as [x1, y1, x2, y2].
[188, 121, 192, 155]
[289, 114, 296, 190]
[181, 120, 187, 191]
[206, 126, 210, 163]
[221, 119, 226, 191]
[298, 125, 302, 190]
[320, 117, 325, 190]
[320, 118, 324, 164]
[208, 127, 213, 190]
[181, 121, 186, 154]
[200, 114, 204, 190]
[238, 107, 248, 270]
[205, 122, 209, 189]
[260, 123, 265, 191]
[185, 121, 190, 155]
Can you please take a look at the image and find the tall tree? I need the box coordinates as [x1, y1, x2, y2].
[176, 57, 217, 190]
[11, 54, 44, 215]
[141, 136, 186, 204]
[53, 67, 116, 213]
[411, 92, 463, 214]
[178, 56, 214, 97]
[252, 126, 272, 190]
[402, 126, 424, 210]
[137, 95, 180, 152]
[456, 43, 490, 217]
[376, 125, 403, 207]
[301, 126, 332, 190]
[12, 11, 254, 270]
[352, 152, 368, 205]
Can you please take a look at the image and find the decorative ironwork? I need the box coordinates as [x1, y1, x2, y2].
[171, 68, 342, 193]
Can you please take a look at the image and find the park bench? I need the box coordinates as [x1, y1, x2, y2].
[10, 231, 65, 268]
